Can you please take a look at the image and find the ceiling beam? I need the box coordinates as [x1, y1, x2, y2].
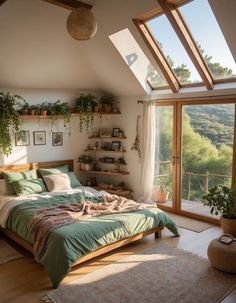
[42, 0, 92, 10]
[157, 0, 214, 90]
[133, 19, 180, 93]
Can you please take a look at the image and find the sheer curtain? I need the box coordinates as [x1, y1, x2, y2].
[139, 101, 156, 202]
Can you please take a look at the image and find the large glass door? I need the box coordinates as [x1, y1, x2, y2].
[155, 104, 176, 210]
[179, 102, 235, 219]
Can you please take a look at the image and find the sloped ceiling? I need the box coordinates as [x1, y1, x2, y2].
[0, 0, 235, 96]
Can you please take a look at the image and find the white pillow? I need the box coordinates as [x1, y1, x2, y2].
[43, 173, 72, 192]
[0, 179, 9, 195]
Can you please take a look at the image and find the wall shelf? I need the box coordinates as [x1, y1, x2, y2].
[88, 136, 127, 140]
[79, 170, 130, 176]
[19, 112, 121, 119]
[85, 149, 126, 153]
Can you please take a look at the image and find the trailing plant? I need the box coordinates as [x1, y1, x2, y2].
[131, 115, 141, 159]
[203, 185, 236, 219]
[75, 94, 97, 133]
[47, 100, 71, 132]
[0, 91, 24, 156]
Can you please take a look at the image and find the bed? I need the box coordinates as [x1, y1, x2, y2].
[0, 160, 179, 288]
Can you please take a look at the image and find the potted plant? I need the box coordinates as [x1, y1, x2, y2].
[29, 105, 38, 115]
[0, 91, 23, 156]
[156, 172, 172, 203]
[78, 154, 93, 171]
[18, 100, 30, 115]
[48, 100, 71, 130]
[93, 101, 100, 113]
[39, 102, 49, 116]
[203, 185, 236, 236]
[100, 95, 114, 113]
[75, 94, 97, 133]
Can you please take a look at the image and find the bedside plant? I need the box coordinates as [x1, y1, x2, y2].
[0, 91, 24, 156]
[203, 185, 236, 236]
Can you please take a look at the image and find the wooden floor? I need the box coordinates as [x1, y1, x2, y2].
[0, 222, 235, 303]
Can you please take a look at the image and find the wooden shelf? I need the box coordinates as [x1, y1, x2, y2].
[85, 149, 126, 153]
[19, 112, 121, 119]
[98, 161, 127, 166]
[79, 170, 130, 176]
[88, 136, 127, 140]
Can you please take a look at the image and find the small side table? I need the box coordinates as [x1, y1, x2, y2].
[208, 237, 236, 273]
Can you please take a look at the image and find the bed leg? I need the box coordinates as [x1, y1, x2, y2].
[155, 229, 162, 239]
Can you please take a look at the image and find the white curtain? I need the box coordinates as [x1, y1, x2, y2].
[139, 101, 156, 202]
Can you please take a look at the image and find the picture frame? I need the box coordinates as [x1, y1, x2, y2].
[111, 141, 121, 151]
[100, 128, 111, 138]
[103, 157, 115, 163]
[15, 130, 30, 146]
[52, 132, 63, 146]
[112, 128, 120, 137]
[33, 131, 46, 146]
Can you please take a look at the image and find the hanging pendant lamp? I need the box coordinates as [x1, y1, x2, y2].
[66, 7, 97, 40]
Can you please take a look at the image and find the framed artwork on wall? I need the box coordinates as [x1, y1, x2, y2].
[15, 130, 30, 146]
[112, 128, 120, 137]
[52, 132, 63, 146]
[111, 141, 121, 151]
[33, 131, 46, 145]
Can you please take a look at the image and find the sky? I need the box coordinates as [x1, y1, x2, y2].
[146, 0, 236, 82]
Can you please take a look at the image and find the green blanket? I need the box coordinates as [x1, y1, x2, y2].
[6, 192, 179, 288]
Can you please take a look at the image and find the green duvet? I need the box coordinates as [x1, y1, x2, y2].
[6, 192, 179, 288]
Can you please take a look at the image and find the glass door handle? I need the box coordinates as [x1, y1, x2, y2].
[172, 156, 176, 165]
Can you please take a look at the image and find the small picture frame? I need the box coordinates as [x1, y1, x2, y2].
[15, 130, 30, 146]
[100, 128, 111, 138]
[52, 132, 63, 146]
[111, 141, 121, 151]
[112, 128, 120, 137]
[33, 131, 46, 146]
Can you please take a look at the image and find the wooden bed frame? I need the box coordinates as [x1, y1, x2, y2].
[0, 159, 163, 268]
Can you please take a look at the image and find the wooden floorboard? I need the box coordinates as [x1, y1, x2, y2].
[0, 223, 235, 303]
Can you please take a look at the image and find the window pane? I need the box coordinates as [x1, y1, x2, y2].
[109, 28, 168, 89]
[179, 0, 236, 80]
[146, 15, 202, 85]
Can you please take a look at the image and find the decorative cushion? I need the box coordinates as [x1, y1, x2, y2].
[39, 165, 69, 177]
[43, 173, 72, 192]
[12, 178, 47, 196]
[68, 172, 81, 188]
[0, 179, 9, 195]
[2, 169, 37, 195]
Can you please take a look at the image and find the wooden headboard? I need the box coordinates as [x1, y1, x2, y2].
[0, 159, 74, 179]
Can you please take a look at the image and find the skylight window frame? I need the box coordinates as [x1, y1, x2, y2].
[134, 0, 236, 92]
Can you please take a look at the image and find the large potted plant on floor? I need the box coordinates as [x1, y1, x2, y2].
[203, 185, 236, 236]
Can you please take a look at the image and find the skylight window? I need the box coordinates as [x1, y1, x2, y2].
[146, 14, 202, 85]
[109, 28, 168, 91]
[179, 0, 236, 81]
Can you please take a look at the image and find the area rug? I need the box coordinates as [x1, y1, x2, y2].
[0, 238, 23, 264]
[167, 213, 212, 232]
[42, 243, 236, 303]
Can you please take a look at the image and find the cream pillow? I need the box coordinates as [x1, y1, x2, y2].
[0, 179, 9, 195]
[43, 173, 72, 192]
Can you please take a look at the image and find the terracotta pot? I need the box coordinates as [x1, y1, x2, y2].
[103, 104, 112, 113]
[40, 110, 48, 116]
[20, 109, 29, 115]
[29, 109, 35, 115]
[156, 191, 169, 203]
[93, 105, 99, 112]
[220, 216, 236, 237]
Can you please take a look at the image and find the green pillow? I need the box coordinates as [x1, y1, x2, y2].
[68, 172, 81, 188]
[3, 169, 37, 195]
[39, 165, 69, 177]
[12, 178, 47, 196]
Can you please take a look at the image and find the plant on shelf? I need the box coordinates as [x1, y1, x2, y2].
[156, 171, 172, 203]
[0, 91, 24, 156]
[78, 154, 94, 171]
[75, 94, 97, 133]
[203, 185, 236, 236]
[18, 100, 30, 115]
[48, 100, 71, 131]
[39, 102, 49, 116]
[100, 95, 115, 113]
[28, 104, 39, 115]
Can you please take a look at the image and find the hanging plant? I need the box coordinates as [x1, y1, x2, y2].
[75, 94, 97, 133]
[48, 100, 72, 133]
[131, 115, 141, 159]
[0, 91, 25, 156]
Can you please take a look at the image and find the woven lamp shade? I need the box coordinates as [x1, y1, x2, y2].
[67, 7, 97, 40]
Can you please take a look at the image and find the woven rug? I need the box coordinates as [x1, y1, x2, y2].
[167, 213, 212, 232]
[42, 243, 236, 303]
[0, 238, 23, 264]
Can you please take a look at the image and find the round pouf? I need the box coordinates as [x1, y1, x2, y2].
[208, 238, 236, 273]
